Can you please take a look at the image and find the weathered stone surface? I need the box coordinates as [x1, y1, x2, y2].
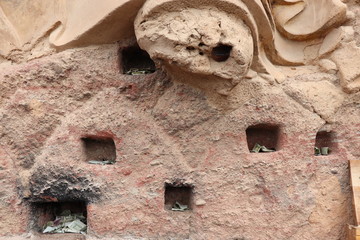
[283, 80, 345, 121]
[0, 1, 359, 240]
[49, 0, 147, 49]
[318, 59, 338, 74]
[135, 7, 254, 81]
[272, 0, 347, 40]
[0, 0, 63, 56]
[332, 42, 360, 93]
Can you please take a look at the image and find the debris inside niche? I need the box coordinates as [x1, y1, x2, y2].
[314, 147, 330, 156]
[42, 210, 87, 234]
[125, 68, 155, 75]
[251, 143, 275, 153]
[121, 45, 157, 74]
[171, 201, 189, 212]
[88, 159, 115, 165]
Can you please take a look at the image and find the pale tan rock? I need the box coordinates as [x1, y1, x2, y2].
[244, 69, 258, 79]
[0, 0, 146, 56]
[331, 42, 360, 93]
[195, 199, 207, 206]
[134, 0, 278, 95]
[347, 10, 355, 20]
[319, 26, 355, 57]
[0, 0, 350, 72]
[284, 81, 344, 121]
[135, 6, 254, 82]
[273, 30, 310, 64]
[318, 59, 338, 74]
[150, 160, 162, 166]
[50, 0, 146, 49]
[0, 0, 64, 56]
[319, 28, 344, 57]
[270, 0, 348, 65]
[272, 0, 347, 40]
[341, 26, 356, 42]
[0, 8, 20, 56]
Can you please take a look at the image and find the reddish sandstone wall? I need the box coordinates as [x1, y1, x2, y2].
[0, 1, 360, 240]
[0, 43, 357, 240]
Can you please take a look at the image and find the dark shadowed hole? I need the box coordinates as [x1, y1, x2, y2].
[82, 137, 116, 162]
[164, 183, 193, 211]
[246, 124, 280, 152]
[315, 131, 336, 155]
[120, 46, 156, 74]
[211, 44, 232, 62]
[31, 201, 87, 233]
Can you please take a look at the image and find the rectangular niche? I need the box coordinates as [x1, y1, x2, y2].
[164, 182, 193, 211]
[82, 137, 116, 164]
[31, 201, 87, 235]
[315, 131, 335, 156]
[246, 124, 280, 153]
[120, 45, 156, 75]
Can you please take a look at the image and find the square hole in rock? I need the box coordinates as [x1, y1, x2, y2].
[31, 201, 87, 234]
[164, 183, 193, 211]
[315, 131, 335, 155]
[82, 137, 116, 163]
[120, 45, 156, 75]
[246, 124, 280, 153]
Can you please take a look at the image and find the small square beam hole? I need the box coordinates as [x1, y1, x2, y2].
[315, 131, 335, 155]
[31, 201, 87, 233]
[246, 124, 280, 152]
[164, 183, 193, 211]
[120, 46, 156, 74]
[82, 137, 116, 162]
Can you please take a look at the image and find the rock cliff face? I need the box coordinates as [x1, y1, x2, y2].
[0, 1, 360, 240]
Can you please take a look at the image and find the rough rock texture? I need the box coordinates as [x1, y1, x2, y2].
[136, 7, 254, 81]
[0, 1, 360, 240]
